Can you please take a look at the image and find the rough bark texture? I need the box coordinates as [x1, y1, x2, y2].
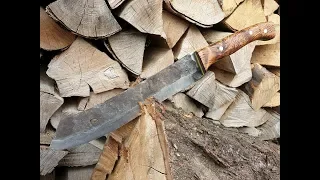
[159, 100, 280, 180]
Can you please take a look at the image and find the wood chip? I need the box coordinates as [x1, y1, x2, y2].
[173, 25, 208, 59]
[164, 0, 225, 27]
[40, 7, 76, 51]
[117, 0, 164, 37]
[106, 29, 147, 75]
[46, 0, 121, 38]
[46, 37, 130, 97]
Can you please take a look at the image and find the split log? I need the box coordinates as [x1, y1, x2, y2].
[40, 171, 55, 180]
[105, 29, 147, 75]
[140, 47, 174, 79]
[117, 0, 165, 37]
[40, 125, 56, 145]
[55, 165, 95, 180]
[58, 143, 102, 167]
[239, 110, 280, 140]
[268, 67, 280, 77]
[40, 7, 76, 51]
[263, 0, 279, 16]
[78, 89, 125, 111]
[257, 13, 280, 45]
[162, 10, 189, 48]
[107, 100, 169, 180]
[244, 63, 280, 110]
[185, 70, 238, 120]
[163, 0, 225, 27]
[173, 25, 208, 59]
[219, 90, 273, 127]
[211, 67, 252, 87]
[161, 101, 279, 180]
[251, 43, 280, 67]
[46, 0, 121, 38]
[92, 118, 138, 180]
[218, 0, 244, 17]
[169, 93, 204, 118]
[223, 0, 266, 31]
[50, 98, 80, 129]
[201, 29, 256, 74]
[46, 37, 130, 97]
[40, 146, 68, 175]
[107, 0, 126, 9]
[40, 70, 64, 133]
[263, 92, 280, 107]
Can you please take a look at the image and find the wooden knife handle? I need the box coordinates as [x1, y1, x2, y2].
[195, 22, 276, 73]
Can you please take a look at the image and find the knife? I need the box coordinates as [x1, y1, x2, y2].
[51, 22, 276, 150]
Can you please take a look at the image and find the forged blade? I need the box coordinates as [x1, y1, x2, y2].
[51, 55, 202, 150]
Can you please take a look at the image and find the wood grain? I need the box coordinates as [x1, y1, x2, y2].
[196, 22, 276, 72]
[40, 146, 68, 175]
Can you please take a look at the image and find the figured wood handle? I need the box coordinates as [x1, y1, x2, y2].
[195, 22, 276, 73]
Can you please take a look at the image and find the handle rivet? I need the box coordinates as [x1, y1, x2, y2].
[263, 29, 268, 33]
[219, 46, 223, 51]
[249, 30, 253, 35]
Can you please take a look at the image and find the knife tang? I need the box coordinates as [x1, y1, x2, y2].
[195, 22, 276, 73]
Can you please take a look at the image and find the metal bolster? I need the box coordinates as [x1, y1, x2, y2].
[190, 52, 206, 75]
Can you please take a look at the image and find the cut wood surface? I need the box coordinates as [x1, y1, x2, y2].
[263, 92, 280, 107]
[257, 14, 280, 45]
[218, 0, 244, 17]
[46, 0, 121, 38]
[40, 70, 64, 133]
[107, 102, 167, 180]
[219, 90, 272, 127]
[106, 29, 147, 75]
[46, 37, 130, 97]
[40, 171, 55, 180]
[263, 0, 279, 16]
[164, 0, 225, 27]
[140, 47, 174, 79]
[92, 118, 138, 180]
[244, 63, 280, 110]
[159, 99, 280, 180]
[78, 89, 125, 111]
[205, 81, 239, 120]
[268, 67, 280, 77]
[117, 0, 164, 37]
[40, 146, 68, 176]
[239, 110, 280, 140]
[162, 10, 189, 48]
[173, 25, 208, 59]
[59, 143, 102, 167]
[40, 7, 76, 51]
[186, 71, 216, 108]
[40, 126, 56, 145]
[201, 29, 257, 74]
[251, 42, 280, 66]
[108, 0, 126, 9]
[56, 165, 95, 180]
[223, 0, 266, 31]
[211, 67, 252, 88]
[170, 92, 204, 118]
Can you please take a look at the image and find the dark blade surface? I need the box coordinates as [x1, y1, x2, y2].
[51, 54, 202, 150]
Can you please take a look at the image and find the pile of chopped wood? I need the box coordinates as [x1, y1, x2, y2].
[40, 0, 280, 179]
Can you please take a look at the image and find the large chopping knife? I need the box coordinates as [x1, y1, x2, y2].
[51, 22, 276, 150]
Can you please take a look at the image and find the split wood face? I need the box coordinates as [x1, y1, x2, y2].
[46, 0, 121, 38]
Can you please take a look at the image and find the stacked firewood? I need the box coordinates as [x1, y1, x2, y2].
[40, 0, 280, 179]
